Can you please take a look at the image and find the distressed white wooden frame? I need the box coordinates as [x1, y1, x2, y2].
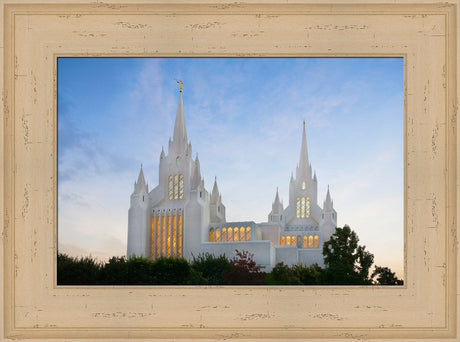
[1, 0, 458, 341]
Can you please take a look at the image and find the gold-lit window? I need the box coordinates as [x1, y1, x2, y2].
[234, 228, 239, 241]
[292, 235, 297, 246]
[309, 235, 313, 248]
[296, 197, 311, 218]
[216, 228, 221, 242]
[209, 228, 215, 242]
[167, 216, 171, 255]
[303, 235, 308, 248]
[177, 214, 182, 257]
[169, 174, 184, 201]
[228, 227, 233, 241]
[222, 228, 227, 241]
[286, 236, 291, 245]
[246, 227, 251, 241]
[302, 181, 306, 190]
[240, 227, 245, 241]
[280, 235, 285, 245]
[314, 235, 319, 248]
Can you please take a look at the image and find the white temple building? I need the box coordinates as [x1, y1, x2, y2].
[127, 85, 337, 269]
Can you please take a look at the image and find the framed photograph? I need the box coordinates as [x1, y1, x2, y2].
[1, 1, 458, 341]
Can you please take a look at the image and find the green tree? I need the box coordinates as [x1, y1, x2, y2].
[322, 225, 374, 285]
[292, 263, 324, 285]
[191, 253, 231, 285]
[372, 266, 403, 285]
[268, 262, 302, 285]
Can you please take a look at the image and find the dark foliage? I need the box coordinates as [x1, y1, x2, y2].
[98, 256, 129, 285]
[322, 225, 374, 285]
[223, 250, 266, 285]
[57, 253, 102, 285]
[191, 253, 231, 285]
[372, 266, 404, 285]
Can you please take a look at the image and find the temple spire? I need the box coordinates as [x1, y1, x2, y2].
[211, 176, 220, 203]
[172, 84, 188, 151]
[299, 120, 309, 173]
[324, 185, 333, 211]
[134, 164, 147, 193]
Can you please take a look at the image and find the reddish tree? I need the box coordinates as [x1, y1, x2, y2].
[224, 250, 265, 285]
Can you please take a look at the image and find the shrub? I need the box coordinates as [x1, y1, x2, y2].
[57, 253, 102, 285]
[191, 253, 231, 285]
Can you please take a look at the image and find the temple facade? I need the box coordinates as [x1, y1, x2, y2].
[127, 87, 337, 269]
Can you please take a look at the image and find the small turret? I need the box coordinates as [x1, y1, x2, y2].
[320, 185, 337, 243]
[211, 177, 220, 204]
[134, 164, 148, 194]
[191, 154, 201, 189]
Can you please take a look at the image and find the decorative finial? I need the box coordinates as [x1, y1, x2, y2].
[176, 79, 183, 93]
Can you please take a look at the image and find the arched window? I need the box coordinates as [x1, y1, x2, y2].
[280, 236, 285, 245]
[303, 235, 308, 248]
[216, 228, 221, 242]
[234, 228, 239, 241]
[240, 227, 245, 241]
[246, 227, 251, 241]
[314, 235, 319, 248]
[222, 228, 227, 241]
[173, 175, 179, 199]
[292, 235, 297, 247]
[302, 181, 306, 190]
[306, 197, 310, 217]
[309, 235, 314, 248]
[228, 227, 233, 241]
[209, 228, 215, 242]
[286, 236, 291, 246]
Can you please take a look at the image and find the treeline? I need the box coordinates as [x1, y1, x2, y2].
[58, 225, 403, 286]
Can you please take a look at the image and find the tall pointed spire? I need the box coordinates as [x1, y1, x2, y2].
[191, 154, 201, 189]
[134, 164, 147, 193]
[172, 88, 188, 151]
[299, 120, 309, 172]
[324, 185, 333, 211]
[274, 187, 280, 206]
[211, 176, 219, 203]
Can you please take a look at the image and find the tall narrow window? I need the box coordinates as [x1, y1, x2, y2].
[167, 216, 171, 255]
[301, 197, 306, 217]
[216, 228, 221, 242]
[314, 235, 319, 248]
[292, 235, 297, 247]
[234, 228, 239, 241]
[280, 236, 285, 245]
[246, 226, 251, 241]
[155, 216, 160, 258]
[286, 236, 291, 246]
[172, 215, 177, 255]
[209, 228, 215, 242]
[302, 181, 306, 190]
[228, 227, 233, 241]
[296, 197, 301, 217]
[177, 215, 182, 256]
[303, 235, 308, 248]
[179, 174, 184, 199]
[168, 176, 173, 200]
[240, 227, 245, 241]
[309, 235, 314, 248]
[306, 197, 310, 218]
[222, 228, 227, 241]
[161, 215, 165, 255]
[173, 175, 179, 200]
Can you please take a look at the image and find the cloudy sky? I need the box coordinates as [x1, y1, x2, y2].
[57, 57, 404, 277]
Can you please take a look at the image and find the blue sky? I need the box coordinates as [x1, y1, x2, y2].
[57, 57, 404, 277]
